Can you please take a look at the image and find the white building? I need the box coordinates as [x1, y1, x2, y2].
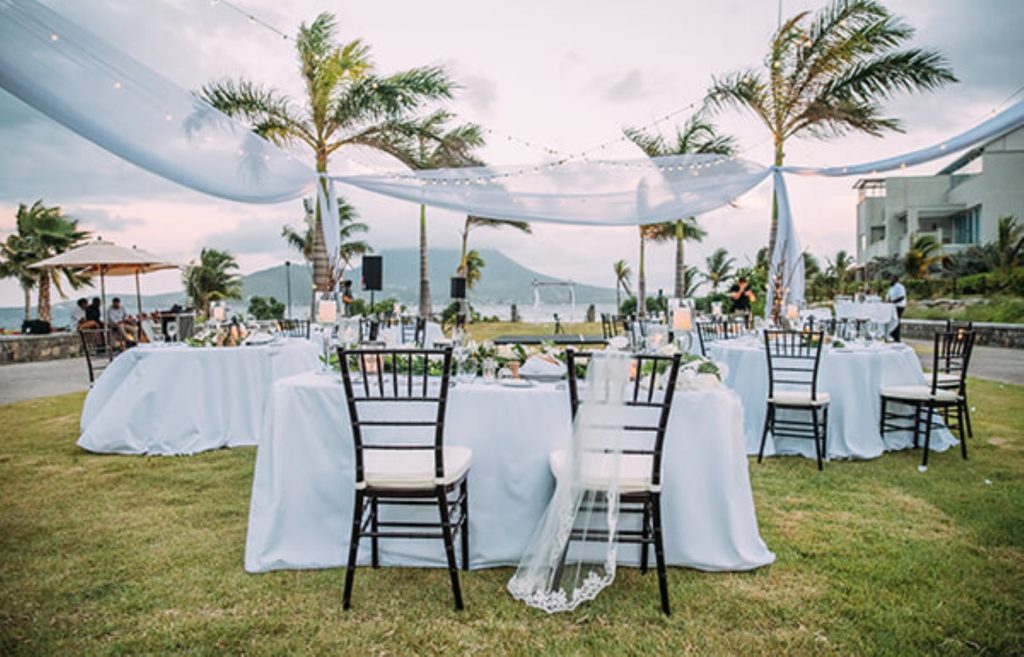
[855, 125, 1024, 264]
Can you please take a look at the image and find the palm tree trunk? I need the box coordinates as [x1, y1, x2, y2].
[36, 272, 51, 323]
[615, 281, 621, 311]
[458, 222, 469, 276]
[638, 229, 647, 318]
[768, 139, 784, 260]
[674, 231, 685, 299]
[22, 285, 31, 322]
[418, 204, 431, 320]
[311, 152, 331, 293]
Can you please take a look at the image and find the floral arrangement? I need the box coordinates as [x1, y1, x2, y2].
[185, 321, 250, 348]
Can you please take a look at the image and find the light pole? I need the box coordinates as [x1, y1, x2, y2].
[285, 260, 292, 319]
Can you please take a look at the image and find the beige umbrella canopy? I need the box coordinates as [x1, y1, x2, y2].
[32, 238, 179, 322]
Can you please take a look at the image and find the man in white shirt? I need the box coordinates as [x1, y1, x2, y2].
[886, 275, 907, 341]
[108, 297, 137, 345]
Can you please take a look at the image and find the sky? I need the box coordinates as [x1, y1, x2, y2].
[1, 0, 1022, 307]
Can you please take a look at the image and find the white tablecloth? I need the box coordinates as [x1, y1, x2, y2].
[245, 372, 775, 573]
[708, 339, 957, 460]
[378, 321, 445, 347]
[78, 340, 320, 456]
[835, 301, 898, 332]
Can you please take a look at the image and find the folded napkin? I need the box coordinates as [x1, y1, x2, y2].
[520, 355, 565, 378]
[244, 331, 275, 346]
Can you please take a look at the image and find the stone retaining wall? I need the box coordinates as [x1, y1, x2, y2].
[0, 333, 82, 365]
[901, 319, 1024, 349]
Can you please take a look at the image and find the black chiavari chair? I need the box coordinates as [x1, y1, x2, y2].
[695, 320, 728, 357]
[337, 346, 470, 610]
[79, 328, 120, 384]
[758, 330, 830, 470]
[551, 350, 682, 615]
[280, 318, 310, 339]
[881, 331, 972, 468]
[399, 315, 425, 346]
[358, 317, 380, 343]
[938, 322, 975, 437]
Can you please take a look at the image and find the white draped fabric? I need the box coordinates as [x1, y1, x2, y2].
[766, 170, 805, 313]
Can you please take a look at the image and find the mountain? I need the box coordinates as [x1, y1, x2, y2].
[0, 249, 615, 329]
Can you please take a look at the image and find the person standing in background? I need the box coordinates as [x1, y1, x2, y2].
[887, 275, 907, 341]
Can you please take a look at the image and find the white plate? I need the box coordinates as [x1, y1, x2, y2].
[500, 379, 535, 388]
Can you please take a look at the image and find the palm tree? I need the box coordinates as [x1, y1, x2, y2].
[679, 265, 702, 298]
[183, 248, 243, 318]
[458, 216, 532, 276]
[11, 201, 91, 323]
[200, 12, 455, 293]
[704, 248, 735, 292]
[705, 0, 956, 256]
[463, 250, 485, 290]
[624, 114, 735, 307]
[903, 235, 944, 279]
[281, 197, 372, 281]
[613, 259, 633, 309]
[826, 249, 855, 293]
[992, 215, 1024, 275]
[0, 232, 38, 322]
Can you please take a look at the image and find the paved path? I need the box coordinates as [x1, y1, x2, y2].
[2, 342, 1023, 406]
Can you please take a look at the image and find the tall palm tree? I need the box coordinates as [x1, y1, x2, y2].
[12, 201, 91, 323]
[613, 259, 633, 309]
[625, 113, 735, 309]
[826, 249, 855, 292]
[183, 248, 243, 319]
[704, 247, 735, 292]
[458, 216, 532, 276]
[376, 110, 484, 319]
[200, 12, 455, 293]
[281, 197, 372, 282]
[903, 235, 944, 279]
[679, 265, 702, 298]
[0, 232, 38, 322]
[705, 0, 956, 256]
[992, 215, 1024, 275]
[463, 249, 485, 290]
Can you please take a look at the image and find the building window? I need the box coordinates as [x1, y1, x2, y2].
[870, 226, 885, 243]
[860, 234, 867, 253]
[953, 206, 981, 244]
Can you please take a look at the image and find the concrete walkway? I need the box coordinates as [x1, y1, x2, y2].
[2, 341, 1023, 406]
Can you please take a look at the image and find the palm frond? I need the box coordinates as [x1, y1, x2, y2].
[199, 79, 311, 147]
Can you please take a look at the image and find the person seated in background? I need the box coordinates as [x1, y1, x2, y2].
[108, 297, 138, 345]
[86, 297, 103, 327]
[730, 276, 756, 328]
[72, 297, 100, 330]
[341, 280, 354, 316]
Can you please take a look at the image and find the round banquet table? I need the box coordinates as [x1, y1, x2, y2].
[244, 372, 776, 573]
[707, 338, 957, 460]
[78, 339, 320, 456]
[378, 321, 445, 347]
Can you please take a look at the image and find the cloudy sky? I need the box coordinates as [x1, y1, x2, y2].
[1, 0, 1022, 307]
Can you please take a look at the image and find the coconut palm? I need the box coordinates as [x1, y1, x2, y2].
[903, 235, 944, 279]
[826, 249, 855, 292]
[704, 248, 735, 292]
[679, 265, 702, 298]
[281, 197, 372, 281]
[199, 12, 455, 293]
[624, 114, 735, 309]
[183, 248, 243, 319]
[705, 0, 956, 256]
[463, 250, 485, 290]
[0, 232, 38, 322]
[10, 201, 91, 323]
[458, 216, 531, 277]
[992, 215, 1024, 275]
[613, 259, 633, 309]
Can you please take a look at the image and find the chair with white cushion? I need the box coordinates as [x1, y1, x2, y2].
[880, 331, 971, 468]
[758, 329, 830, 470]
[337, 346, 469, 610]
[938, 322, 975, 438]
[552, 349, 682, 615]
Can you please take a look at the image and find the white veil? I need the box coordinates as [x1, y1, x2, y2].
[508, 351, 633, 613]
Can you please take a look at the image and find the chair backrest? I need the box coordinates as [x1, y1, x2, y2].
[600, 313, 612, 339]
[944, 319, 974, 333]
[695, 320, 728, 356]
[932, 329, 974, 391]
[400, 316, 425, 346]
[565, 350, 682, 490]
[167, 312, 195, 341]
[280, 318, 310, 339]
[359, 317, 380, 342]
[79, 328, 116, 383]
[139, 319, 156, 342]
[763, 329, 826, 401]
[337, 347, 454, 485]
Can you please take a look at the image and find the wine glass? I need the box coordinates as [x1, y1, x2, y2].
[459, 357, 479, 384]
[166, 321, 178, 343]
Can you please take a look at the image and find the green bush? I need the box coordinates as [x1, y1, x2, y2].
[247, 296, 285, 320]
[618, 296, 668, 317]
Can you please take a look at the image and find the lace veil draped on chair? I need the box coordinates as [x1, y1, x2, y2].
[508, 351, 632, 613]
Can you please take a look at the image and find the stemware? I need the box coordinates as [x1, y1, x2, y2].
[482, 357, 497, 383]
[166, 322, 178, 343]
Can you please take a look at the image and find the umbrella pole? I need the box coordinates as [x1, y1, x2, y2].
[101, 267, 109, 353]
[135, 269, 142, 317]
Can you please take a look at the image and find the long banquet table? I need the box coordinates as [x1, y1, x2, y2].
[708, 338, 957, 460]
[78, 339, 320, 456]
[245, 372, 776, 573]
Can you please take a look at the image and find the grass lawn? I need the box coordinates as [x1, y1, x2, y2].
[1, 380, 1023, 655]
[464, 321, 604, 343]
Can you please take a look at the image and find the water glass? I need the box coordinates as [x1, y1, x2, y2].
[458, 357, 479, 384]
[482, 357, 497, 383]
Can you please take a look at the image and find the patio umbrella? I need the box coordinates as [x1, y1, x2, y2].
[31, 238, 179, 325]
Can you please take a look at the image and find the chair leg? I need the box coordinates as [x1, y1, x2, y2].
[822, 406, 830, 461]
[957, 402, 968, 461]
[460, 479, 470, 572]
[963, 393, 974, 439]
[343, 490, 364, 610]
[640, 500, 650, 574]
[921, 401, 935, 468]
[811, 406, 823, 471]
[912, 403, 921, 450]
[651, 494, 670, 616]
[757, 405, 773, 464]
[879, 398, 887, 437]
[437, 488, 464, 611]
[371, 497, 379, 569]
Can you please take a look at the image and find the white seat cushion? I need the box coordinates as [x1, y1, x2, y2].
[880, 385, 959, 402]
[768, 390, 830, 406]
[935, 372, 961, 387]
[549, 449, 656, 494]
[359, 446, 472, 490]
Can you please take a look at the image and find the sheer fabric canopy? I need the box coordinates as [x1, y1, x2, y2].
[3, 0, 1024, 309]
